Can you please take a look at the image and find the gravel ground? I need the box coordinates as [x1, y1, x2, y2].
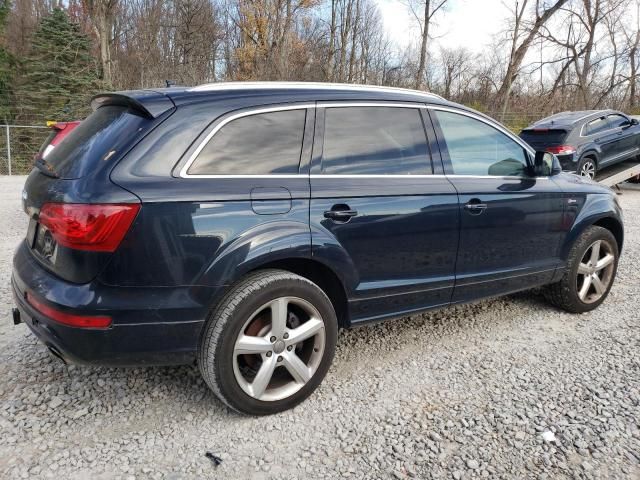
[1, 175, 639, 480]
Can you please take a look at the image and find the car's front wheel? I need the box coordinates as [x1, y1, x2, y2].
[198, 269, 338, 415]
[544, 226, 619, 313]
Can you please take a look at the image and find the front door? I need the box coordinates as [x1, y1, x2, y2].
[601, 113, 640, 165]
[428, 107, 566, 304]
[309, 103, 460, 323]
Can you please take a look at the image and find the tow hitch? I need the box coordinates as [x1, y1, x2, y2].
[12, 308, 21, 325]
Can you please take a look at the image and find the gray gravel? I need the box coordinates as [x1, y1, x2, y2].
[1, 174, 639, 479]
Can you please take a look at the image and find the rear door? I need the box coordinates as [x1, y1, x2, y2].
[309, 102, 459, 324]
[429, 107, 566, 304]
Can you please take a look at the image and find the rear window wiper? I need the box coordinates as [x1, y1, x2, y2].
[35, 158, 59, 178]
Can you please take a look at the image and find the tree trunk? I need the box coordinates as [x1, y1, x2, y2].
[494, 0, 569, 118]
[414, 0, 430, 90]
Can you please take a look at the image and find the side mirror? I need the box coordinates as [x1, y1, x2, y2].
[533, 151, 562, 176]
[631, 118, 639, 126]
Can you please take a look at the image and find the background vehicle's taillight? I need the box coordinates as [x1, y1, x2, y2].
[39, 203, 140, 252]
[546, 145, 576, 155]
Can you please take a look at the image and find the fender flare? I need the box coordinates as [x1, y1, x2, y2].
[561, 194, 623, 261]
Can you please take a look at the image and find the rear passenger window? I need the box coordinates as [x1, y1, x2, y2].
[584, 117, 608, 136]
[188, 109, 306, 175]
[321, 107, 430, 175]
[434, 110, 529, 177]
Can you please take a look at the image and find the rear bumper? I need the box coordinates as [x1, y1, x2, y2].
[557, 153, 578, 172]
[11, 241, 213, 366]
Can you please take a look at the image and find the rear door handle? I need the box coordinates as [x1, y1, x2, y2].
[324, 209, 358, 221]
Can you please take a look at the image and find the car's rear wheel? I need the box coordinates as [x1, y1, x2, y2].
[544, 226, 618, 313]
[577, 156, 597, 179]
[198, 269, 338, 415]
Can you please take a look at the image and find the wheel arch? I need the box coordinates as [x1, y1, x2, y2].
[563, 213, 624, 262]
[247, 258, 350, 328]
[580, 149, 599, 165]
[593, 216, 624, 252]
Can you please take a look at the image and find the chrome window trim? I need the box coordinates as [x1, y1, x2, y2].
[179, 103, 315, 178]
[318, 101, 425, 109]
[310, 174, 550, 180]
[580, 113, 628, 138]
[178, 101, 553, 180]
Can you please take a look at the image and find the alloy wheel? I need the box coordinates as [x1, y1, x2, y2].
[232, 296, 326, 401]
[576, 239, 615, 304]
[580, 160, 596, 179]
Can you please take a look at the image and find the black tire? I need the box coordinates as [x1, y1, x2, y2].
[544, 226, 619, 313]
[198, 269, 338, 415]
[577, 156, 597, 179]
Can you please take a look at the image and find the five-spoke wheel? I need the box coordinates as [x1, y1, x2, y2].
[545, 225, 619, 313]
[575, 239, 616, 304]
[233, 297, 326, 401]
[198, 270, 337, 415]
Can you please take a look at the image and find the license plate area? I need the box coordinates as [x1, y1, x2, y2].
[33, 223, 58, 262]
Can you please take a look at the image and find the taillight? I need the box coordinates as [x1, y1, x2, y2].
[39, 203, 140, 252]
[546, 145, 576, 155]
[26, 292, 112, 329]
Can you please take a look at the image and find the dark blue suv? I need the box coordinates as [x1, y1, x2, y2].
[12, 83, 624, 415]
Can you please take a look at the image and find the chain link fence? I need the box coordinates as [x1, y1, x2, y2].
[0, 124, 51, 175]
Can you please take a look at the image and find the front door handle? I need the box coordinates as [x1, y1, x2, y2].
[324, 207, 358, 221]
[464, 200, 487, 215]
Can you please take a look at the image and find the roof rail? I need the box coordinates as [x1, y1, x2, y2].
[187, 81, 444, 100]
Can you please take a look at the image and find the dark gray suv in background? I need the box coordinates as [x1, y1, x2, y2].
[520, 110, 640, 179]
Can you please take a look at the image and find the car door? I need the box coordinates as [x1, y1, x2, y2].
[309, 102, 460, 324]
[428, 107, 566, 304]
[585, 116, 621, 165]
[602, 113, 640, 165]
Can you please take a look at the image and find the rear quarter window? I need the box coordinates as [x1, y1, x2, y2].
[44, 106, 151, 179]
[187, 109, 306, 175]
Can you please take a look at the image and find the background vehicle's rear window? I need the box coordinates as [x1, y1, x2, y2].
[43, 105, 151, 179]
[519, 129, 568, 146]
[187, 109, 306, 175]
[321, 107, 430, 175]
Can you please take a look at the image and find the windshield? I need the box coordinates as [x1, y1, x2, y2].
[41, 105, 151, 179]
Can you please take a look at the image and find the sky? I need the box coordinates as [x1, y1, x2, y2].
[375, 0, 512, 53]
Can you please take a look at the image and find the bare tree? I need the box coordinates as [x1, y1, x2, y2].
[495, 0, 569, 119]
[408, 0, 447, 90]
[438, 46, 472, 99]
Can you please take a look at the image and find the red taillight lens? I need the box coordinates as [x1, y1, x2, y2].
[39, 203, 140, 252]
[546, 145, 576, 155]
[26, 292, 112, 329]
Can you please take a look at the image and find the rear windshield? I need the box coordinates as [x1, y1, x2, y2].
[519, 129, 568, 146]
[41, 105, 151, 179]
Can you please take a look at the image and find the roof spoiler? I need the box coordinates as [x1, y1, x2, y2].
[91, 91, 175, 119]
